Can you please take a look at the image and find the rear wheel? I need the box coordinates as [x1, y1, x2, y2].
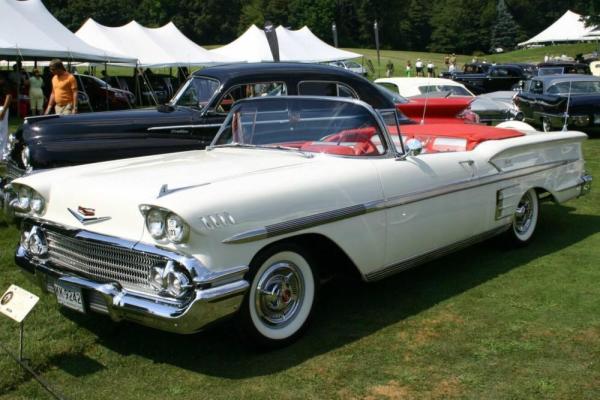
[238, 243, 318, 348]
[508, 188, 539, 245]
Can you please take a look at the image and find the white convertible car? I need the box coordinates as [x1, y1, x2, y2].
[12, 97, 591, 347]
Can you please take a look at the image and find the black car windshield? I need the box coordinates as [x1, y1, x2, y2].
[547, 80, 600, 94]
[211, 97, 387, 157]
[170, 77, 220, 109]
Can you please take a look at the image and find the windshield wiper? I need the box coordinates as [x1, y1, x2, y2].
[207, 143, 313, 158]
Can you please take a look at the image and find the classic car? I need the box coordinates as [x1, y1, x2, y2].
[375, 77, 523, 125]
[12, 96, 591, 347]
[445, 63, 533, 94]
[536, 62, 591, 76]
[75, 74, 135, 112]
[327, 60, 368, 76]
[0, 63, 479, 213]
[514, 74, 600, 133]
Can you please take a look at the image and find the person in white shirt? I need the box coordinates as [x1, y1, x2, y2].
[427, 61, 435, 77]
[0, 78, 12, 158]
[415, 58, 424, 77]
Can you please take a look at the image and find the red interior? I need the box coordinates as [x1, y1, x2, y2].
[271, 124, 523, 156]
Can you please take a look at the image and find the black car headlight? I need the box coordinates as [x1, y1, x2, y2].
[21, 146, 30, 168]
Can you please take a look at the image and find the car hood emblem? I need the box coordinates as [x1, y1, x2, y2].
[68, 207, 111, 225]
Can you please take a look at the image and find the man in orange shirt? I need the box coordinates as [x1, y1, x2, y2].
[44, 59, 78, 115]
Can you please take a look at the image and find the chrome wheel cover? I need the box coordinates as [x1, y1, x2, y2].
[254, 261, 305, 327]
[514, 191, 534, 234]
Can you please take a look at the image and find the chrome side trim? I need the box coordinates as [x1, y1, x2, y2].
[365, 225, 511, 282]
[386, 159, 576, 208]
[556, 174, 592, 196]
[147, 124, 223, 131]
[222, 160, 576, 245]
[222, 203, 376, 244]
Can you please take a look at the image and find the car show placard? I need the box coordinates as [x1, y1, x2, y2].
[0, 285, 39, 323]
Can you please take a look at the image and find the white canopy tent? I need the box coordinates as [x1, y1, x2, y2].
[76, 19, 235, 67]
[518, 10, 598, 47]
[210, 25, 361, 63]
[0, 0, 134, 62]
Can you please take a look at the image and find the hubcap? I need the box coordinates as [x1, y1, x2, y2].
[514, 191, 534, 234]
[255, 261, 304, 327]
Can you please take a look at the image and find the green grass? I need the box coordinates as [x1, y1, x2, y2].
[1, 45, 599, 399]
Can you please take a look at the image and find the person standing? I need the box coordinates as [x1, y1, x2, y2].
[385, 60, 395, 77]
[415, 58, 423, 77]
[0, 76, 12, 157]
[44, 59, 78, 115]
[406, 60, 412, 77]
[427, 60, 435, 77]
[27, 69, 44, 116]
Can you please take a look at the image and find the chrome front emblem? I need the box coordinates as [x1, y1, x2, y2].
[68, 207, 111, 225]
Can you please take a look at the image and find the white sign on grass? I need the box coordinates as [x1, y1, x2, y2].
[0, 285, 39, 323]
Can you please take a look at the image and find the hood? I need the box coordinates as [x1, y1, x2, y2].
[15, 148, 312, 240]
[396, 97, 473, 124]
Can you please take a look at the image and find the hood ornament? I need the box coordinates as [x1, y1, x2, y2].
[68, 207, 111, 225]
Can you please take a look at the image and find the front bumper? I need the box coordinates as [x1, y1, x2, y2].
[15, 226, 250, 334]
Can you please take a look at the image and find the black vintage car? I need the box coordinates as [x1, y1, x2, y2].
[514, 74, 600, 133]
[536, 62, 591, 76]
[0, 63, 402, 209]
[446, 63, 532, 94]
[75, 74, 135, 112]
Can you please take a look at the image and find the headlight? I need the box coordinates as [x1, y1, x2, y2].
[30, 191, 45, 214]
[21, 146, 30, 168]
[146, 209, 166, 239]
[166, 213, 188, 243]
[7, 133, 16, 152]
[17, 185, 32, 211]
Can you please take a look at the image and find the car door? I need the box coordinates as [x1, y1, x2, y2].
[373, 111, 492, 271]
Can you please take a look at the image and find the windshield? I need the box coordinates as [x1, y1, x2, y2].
[547, 80, 600, 94]
[170, 76, 220, 109]
[539, 67, 564, 76]
[212, 97, 387, 157]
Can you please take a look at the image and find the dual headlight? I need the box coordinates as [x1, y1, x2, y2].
[140, 205, 189, 244]
[12, 184, 45, 215]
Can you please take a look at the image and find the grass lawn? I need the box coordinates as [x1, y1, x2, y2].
[1, 45, 599, 399]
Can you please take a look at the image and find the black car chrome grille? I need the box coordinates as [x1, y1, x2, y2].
[6, 161, 25, 180]
[45, 230, 166, 294]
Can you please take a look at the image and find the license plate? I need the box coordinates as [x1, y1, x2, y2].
[54, 282, 85, 313]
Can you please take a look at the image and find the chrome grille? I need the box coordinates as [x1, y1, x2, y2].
[46, 230, 167, 294]
[6, 161, 25, 180]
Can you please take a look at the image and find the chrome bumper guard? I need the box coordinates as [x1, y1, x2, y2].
[15, 227, 250, 334]
[580, 174, 592, 197]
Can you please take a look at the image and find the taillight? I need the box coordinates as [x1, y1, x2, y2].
[458, 109, 480, 124]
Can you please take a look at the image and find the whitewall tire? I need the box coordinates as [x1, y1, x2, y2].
[509, 188, 539, 244]
[239, 243, 318, 348]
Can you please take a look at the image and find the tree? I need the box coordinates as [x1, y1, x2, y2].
[489, 0, 521, 50]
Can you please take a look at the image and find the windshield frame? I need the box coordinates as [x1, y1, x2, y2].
[168, 75, 222, 112]
[209, 96, 398, 159]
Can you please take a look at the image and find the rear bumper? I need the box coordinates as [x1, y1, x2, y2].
[15, 228, 250, 334]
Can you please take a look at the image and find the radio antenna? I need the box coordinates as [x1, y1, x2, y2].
[562, 79, 572, 132]
[420, 76, 430, 125]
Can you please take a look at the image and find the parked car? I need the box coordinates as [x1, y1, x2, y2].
[108, 74, 180, 105]
[514, 74, 600, 133]
[328, 60, 368, 76]
[74, 74, 135, 112]
[12, 96, 591, 347]
[445, 63, 532, 94]
[375, 77, 522, 125]
[536, 62, 591, 76]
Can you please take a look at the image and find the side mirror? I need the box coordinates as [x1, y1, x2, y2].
[406, 139, 423, 156]
[396, 138, 423, 160]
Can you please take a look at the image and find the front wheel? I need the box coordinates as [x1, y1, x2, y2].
[542, 117, 552, 132]
[238, 243, 318, 348]
[508, 188, 539, 245]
